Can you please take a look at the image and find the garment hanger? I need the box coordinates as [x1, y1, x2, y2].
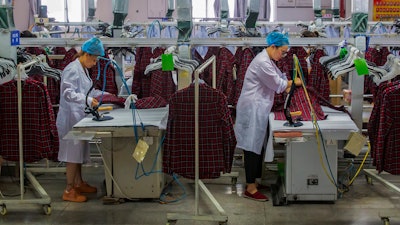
[373, 57, 400, 85]
[329, 47, 358, 73]
[330, 48, 362, 79]
[144, 51, 199, 75]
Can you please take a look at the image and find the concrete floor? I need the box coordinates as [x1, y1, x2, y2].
[0, 161, 400, 225]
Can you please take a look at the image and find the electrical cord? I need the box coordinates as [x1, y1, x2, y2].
[159, 173, 187, 204]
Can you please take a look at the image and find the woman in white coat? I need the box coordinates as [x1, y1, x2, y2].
[57, 37, 106, 202]
[235, 32, 302, 201]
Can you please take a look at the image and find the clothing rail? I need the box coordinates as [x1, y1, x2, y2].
[167, 55, 229, 225]
[0, 54, 52, 216]
[19, 37, 400, 48]
[77, 20, 393, 27]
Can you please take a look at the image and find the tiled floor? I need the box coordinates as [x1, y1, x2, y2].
[0, 159, 400, 225]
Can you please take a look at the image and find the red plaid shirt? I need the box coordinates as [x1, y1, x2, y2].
[374, 83, 400, 174]
[88, 51, 118, 95]
[364, 47, 391, 97]
[277, 47, 308, 82]
[135, 95, 167, 109]
[57, 48, 77, 71]
[163, 83, 236, 179]
[52, 47, 67, 70]
[308, 49, 330, 102]
[274, 87, 327, 121]
[0, 79, 59, 162]
[233, 47, 254, 106]
[198, 47, 220, 85]
[132, 47, 157, 98]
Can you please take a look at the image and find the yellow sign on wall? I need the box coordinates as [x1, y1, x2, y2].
[373, 0, 400, 21]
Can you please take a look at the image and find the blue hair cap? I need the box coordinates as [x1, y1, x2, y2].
[82, 37, 105, 56]
[266, 32, 290, 47]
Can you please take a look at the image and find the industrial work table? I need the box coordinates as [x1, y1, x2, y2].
[69, 107, 168, 203]
[268, 107, 359, 204]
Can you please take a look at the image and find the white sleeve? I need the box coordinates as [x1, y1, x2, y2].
[61, 67, 88, 105]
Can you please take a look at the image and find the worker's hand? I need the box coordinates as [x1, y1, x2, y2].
[285, 80, 293, 93]
[294, 77, 302, 86]
[91, 98, 99, 108]
[124, 94, 138, 109]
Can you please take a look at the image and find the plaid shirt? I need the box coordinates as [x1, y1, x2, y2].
[52, 47, 67, 70]
[216, 48, 235, 105]
[0, 79, 59, 162]
[364, 47, 391, 97]
[88, 51, 118, 95]
[135, 95, 167, 109]
[374, 84, 400, 174]
[95, 94, 126, 107]
[132, 47, 160, 98]
[277, 47, 309, 82]
[368, 80, 400, 166]
[233, 48, 254, 106]
[273, 87, 327, 121]
[163, 83, 236, 179]
[57, 48, 77, 71]
[308, 49, 330, 102]
[198, 47, 220, 85]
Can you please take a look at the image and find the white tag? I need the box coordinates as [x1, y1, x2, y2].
[143, 136, 153, 145]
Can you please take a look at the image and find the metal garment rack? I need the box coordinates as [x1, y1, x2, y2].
[167, 55, 229, 225]
[0, 55, 53, 216]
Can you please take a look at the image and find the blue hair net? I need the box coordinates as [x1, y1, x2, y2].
[266, 32, 289, 47]
[81, 37, 105, 56]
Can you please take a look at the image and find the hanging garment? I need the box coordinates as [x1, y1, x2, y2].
[147, 47, 176, 102]
[216, 47, 236, 106]
[277, 47, 309, 82]
[52, 47, 67, 70]
[88, 51, 118, 95]
[131, 47, 156, 98]
[307, 49, 330, 103]
[196, 47, 220, 86]
[163, 83, 236, 179]
[364, 47, 391, 98]
[368, 80, 400, 164]
[374, 83, 400, 175]
[233, 47, 255, 106]
[0, 79, 59, 162]
[195, 47, 236, 105]
[56, 48, 77, 71]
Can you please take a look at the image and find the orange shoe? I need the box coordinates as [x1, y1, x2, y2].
[75, 182, 97, 193]
[62, 188, 87, 202]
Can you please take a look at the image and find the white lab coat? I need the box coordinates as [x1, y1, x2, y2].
[56, 59, 105, 163]
[235, 49, 288, 161]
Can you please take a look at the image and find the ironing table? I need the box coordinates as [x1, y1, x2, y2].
[268, 107, 359, 203]
[69, 107, 168, 203]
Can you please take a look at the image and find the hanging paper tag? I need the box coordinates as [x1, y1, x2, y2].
[132, 139, 149, 163]
[354, 58, 369, 76]
[178, 70, 191, 90]
[162, 54, 174, 71]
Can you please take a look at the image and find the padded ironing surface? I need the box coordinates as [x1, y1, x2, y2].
[73, 107, 168, 129]
[269, 106, 359, 140]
